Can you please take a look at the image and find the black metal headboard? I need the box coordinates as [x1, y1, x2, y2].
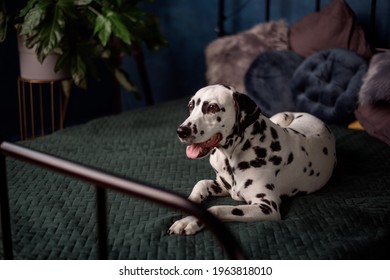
[217, 0, 379, 48]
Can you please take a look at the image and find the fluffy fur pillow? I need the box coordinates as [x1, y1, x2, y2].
[205, 20, 289, 93]
[289, 0, 373, 60]
[358, 52, 390, 105]
[355, 52, 390, 146]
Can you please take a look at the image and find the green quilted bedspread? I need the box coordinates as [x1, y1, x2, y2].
[2, 98, 390, 259]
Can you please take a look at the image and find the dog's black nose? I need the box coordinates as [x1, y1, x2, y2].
[177, 126, 191, 139]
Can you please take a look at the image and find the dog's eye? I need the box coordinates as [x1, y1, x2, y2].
[208, 103, 220, 114]
[188, 100, 195, 113]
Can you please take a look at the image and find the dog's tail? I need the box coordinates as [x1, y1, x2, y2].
[269, 112, 296, 128]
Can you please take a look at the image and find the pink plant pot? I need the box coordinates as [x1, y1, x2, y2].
[17, 36, 70, 81]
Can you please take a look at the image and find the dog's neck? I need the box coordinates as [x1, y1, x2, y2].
[218, 114, 279, 157]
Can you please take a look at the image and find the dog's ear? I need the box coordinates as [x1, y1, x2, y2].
[233, 92, 261, 135]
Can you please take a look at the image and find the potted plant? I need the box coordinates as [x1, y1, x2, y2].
[0, 0, 166, 94]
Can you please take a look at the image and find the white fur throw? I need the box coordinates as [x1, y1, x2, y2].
[205, 20, 289, 93]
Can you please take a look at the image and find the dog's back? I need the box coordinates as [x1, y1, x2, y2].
[270, 112, 336, 195]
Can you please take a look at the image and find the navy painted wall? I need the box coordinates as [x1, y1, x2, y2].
[1, 0, 389, 140]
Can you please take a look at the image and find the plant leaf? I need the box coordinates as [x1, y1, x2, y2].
[103, 7, 131, 45]
[114, 67, 138, 93]
[0, 5, 8, 42]
[19, 6, 45, 37]
[71, 53, 87, 89]
[35, 2, 67, 62]
[74, 0, 93, 5]
[19, 0, 39, 17]
[94, 13, 112, 46]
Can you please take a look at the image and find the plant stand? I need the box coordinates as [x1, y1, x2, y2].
[17, 77, 69, 140]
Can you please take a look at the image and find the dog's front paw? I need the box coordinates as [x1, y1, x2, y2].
[168, 216, 204, 235]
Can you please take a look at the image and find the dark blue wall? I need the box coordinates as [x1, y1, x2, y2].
[1, 0, 390, 140]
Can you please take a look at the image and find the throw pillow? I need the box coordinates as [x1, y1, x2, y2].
[289, 0, 373, 60]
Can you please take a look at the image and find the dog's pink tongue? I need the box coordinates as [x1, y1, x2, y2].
[186, 144, 201, 159]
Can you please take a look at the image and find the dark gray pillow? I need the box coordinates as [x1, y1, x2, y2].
[291, 48, 368, 125]
[244, 50, 304, 117]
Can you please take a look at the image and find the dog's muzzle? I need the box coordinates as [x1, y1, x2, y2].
[177, 125, 222, 159]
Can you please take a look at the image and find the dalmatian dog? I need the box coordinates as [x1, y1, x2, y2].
[168, 84, 336, 235]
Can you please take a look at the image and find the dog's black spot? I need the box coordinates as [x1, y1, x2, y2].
[251, 119, 267, 135]
[253, 146, 267, 158]
[261, 198, 271, 205]
[296, 114, 303, 119]
[271, 201, 278, 211]
[260, 120, 267, 133]
[238, 161, 250, 170]
[265, 184, 275, 191]
[219, 176, 232, 190]
[256, 193, 266, 198]
[250, 158, 267, 168]
[292, 188, 298, 194]
[200, 194, 204, 200]
[221, 107, 226, 112]
[259, 204, 272, 215]
[211, 181, 223, 194]
[289, 128, 306, 137]
[301, 146, 308, 156]
[201, 101, 209, 114]
[232, 208, 244, 216]
[270, 127, 278, 139]
[242, 139, 252, 151]
[275, 169, 280, 177]
[222, 135, 235, 148]
[251, 121, 261, 135]
[270, 141, 281, 152]
[316, 172, 320, 177]
[323, 147, 328, 155]
[303, 167, 307, 173]
[244, 179, 253, 188]
[269, 155, 282, 166]
[225, 158, 233, 175]
[308, 162, 312, 167]
[309, 170, 314, 176]
[200, 130, 204, 135]
[196, 98, 201, 106]
[211, 149, 216, 155]
[217, 116, 222, 122]
[287, 153, 294, 165]
[221, 84, 231, 90]
[192, 124, 198, 134]
[259, 135, 266, 142]
[283, 113, 289, 120]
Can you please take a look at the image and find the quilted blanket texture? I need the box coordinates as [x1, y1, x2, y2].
[2, 98, 390, 259]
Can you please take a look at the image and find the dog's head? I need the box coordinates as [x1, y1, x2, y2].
[177, 84, 261, 159]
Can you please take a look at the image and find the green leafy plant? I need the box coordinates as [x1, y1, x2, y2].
[0, 0, 166, 93]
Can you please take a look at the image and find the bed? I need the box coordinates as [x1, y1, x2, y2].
[1, 0, 390, 260]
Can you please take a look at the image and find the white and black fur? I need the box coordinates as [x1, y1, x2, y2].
[168, 85, 336, 235]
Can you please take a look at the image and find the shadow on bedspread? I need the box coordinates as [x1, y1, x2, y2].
[2, 98, 390, 259]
